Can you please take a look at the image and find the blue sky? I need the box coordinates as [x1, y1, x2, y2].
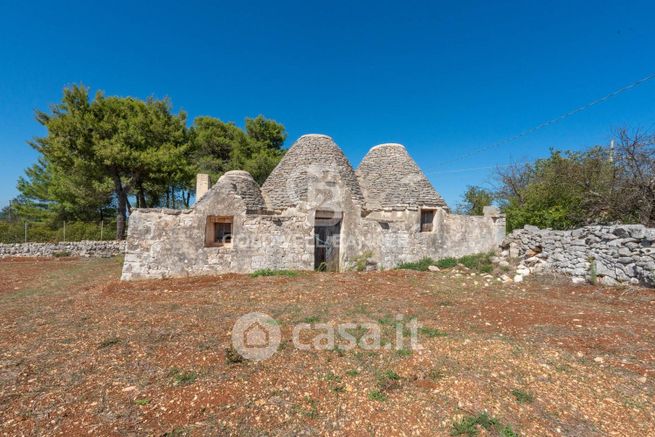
[1, 0, 654, 209]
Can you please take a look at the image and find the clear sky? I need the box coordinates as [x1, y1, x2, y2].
[1, 0, 654, 209]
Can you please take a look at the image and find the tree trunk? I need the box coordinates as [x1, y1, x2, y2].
[112, 174, 128, 240]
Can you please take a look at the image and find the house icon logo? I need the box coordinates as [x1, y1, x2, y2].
[231, 312, 281, 361]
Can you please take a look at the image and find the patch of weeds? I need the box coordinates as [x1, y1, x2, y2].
[624, 398, 644, 409]
[169, 368, 198, 386]
[450, 412, 517, 437]
[555, 363, 572, 373]
[351, 303, 371, 316]
[277, 340, 289, 352]
[331, 384, 346, 393]
[427, 368, 445, 380]
[456, 252, 495, 273]
[333, 345, 347, 356]
[98, 337, 121, 349]
[198, 341, 213, 351]
[353, 250, 373, 272]
[324, 372, 342, 383]
[378, 315, 395, 326]
[397, 257, 437, 271]
[396, 348, 412, 357]
[511, 388, 534, 404]
[383, 369, 400, 380]
[303, 315, 321, 323]
[436, 257, 458, 269]
[303, 396, 319, 418]
[250, 269, 298, 278]
[376, 369, 401, 391]
[134, 398, 150, 406]
[225, 346, 244, 364]
[419, 326, 448, 338]
[348, 325, 370, 342]
[396, 253, 494, 273]
[346, 369, 360, 377]
[368, 390, 388, 401]
[52, 251, 72, 258]
[588, 256, 597, 285]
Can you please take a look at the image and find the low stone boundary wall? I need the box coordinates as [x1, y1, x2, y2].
[501, 224, 655, 286]
[0, 241, 126, 258]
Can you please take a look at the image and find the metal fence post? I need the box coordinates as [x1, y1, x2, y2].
[63, 221, 66, 242]
[100, 220, 104, 240]
[24, 221, 27, 243]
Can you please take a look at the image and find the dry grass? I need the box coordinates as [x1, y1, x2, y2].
[0, 257, 654, 435]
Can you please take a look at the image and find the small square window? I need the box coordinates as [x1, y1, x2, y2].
[215, 222, 232, 244]
[420, 209, 435, 232]
[206, 216, 233, 247]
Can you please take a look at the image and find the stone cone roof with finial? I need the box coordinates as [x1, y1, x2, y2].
[356, 143, 448, 211]
[212, 170, 267, 211]
[261, 134, 365, 210]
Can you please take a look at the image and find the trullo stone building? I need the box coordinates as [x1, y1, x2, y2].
[121, 134, 505, 280]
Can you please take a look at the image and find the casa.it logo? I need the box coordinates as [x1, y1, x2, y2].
[231, 312, 281, 362]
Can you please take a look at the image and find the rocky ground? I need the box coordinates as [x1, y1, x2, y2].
[0, 257, 654, 436]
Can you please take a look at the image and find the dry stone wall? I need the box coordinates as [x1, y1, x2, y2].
[0, 241, 125, 258]
[502, 224, 655, 286]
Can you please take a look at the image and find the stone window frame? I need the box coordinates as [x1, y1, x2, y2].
[420, 209, 435, 233]
[205, 216, 234, 248]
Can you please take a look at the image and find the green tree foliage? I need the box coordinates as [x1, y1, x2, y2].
[10, 86, 288, 240]
[493, 130, 655, 231]
[23, 85, 192, 239]
[189, 114, 286, 185]
[456, 185, 494, 215]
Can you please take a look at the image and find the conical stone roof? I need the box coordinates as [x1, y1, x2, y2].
[261, 134, 364, 210]
[213, 170, 267, 211]
[356, 143, 448, 211]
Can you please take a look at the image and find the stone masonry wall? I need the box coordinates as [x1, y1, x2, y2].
[121, 179, 315, 280]
[343, 208, 506, 270]
[502, 224, 655, 286]
[0, 241, 125, 258]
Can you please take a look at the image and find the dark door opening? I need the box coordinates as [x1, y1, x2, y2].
[314, 211, 342, 272]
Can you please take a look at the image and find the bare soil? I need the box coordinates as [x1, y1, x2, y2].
[0, 257, 654, 436]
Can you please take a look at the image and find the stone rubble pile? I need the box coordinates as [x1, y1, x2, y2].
[0, 241, 126, 258]
[497, 224, 655, 287]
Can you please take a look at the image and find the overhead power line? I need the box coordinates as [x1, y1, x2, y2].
[427, 71, 655, 174]
[429, 162, 530, 175]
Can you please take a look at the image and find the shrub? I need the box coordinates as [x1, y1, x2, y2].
[397, 257, 437, 271]
[250, 269, 298, 278]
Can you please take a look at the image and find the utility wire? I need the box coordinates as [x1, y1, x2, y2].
[430, 162, 530, 175]
[426, 71, 655, 174]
